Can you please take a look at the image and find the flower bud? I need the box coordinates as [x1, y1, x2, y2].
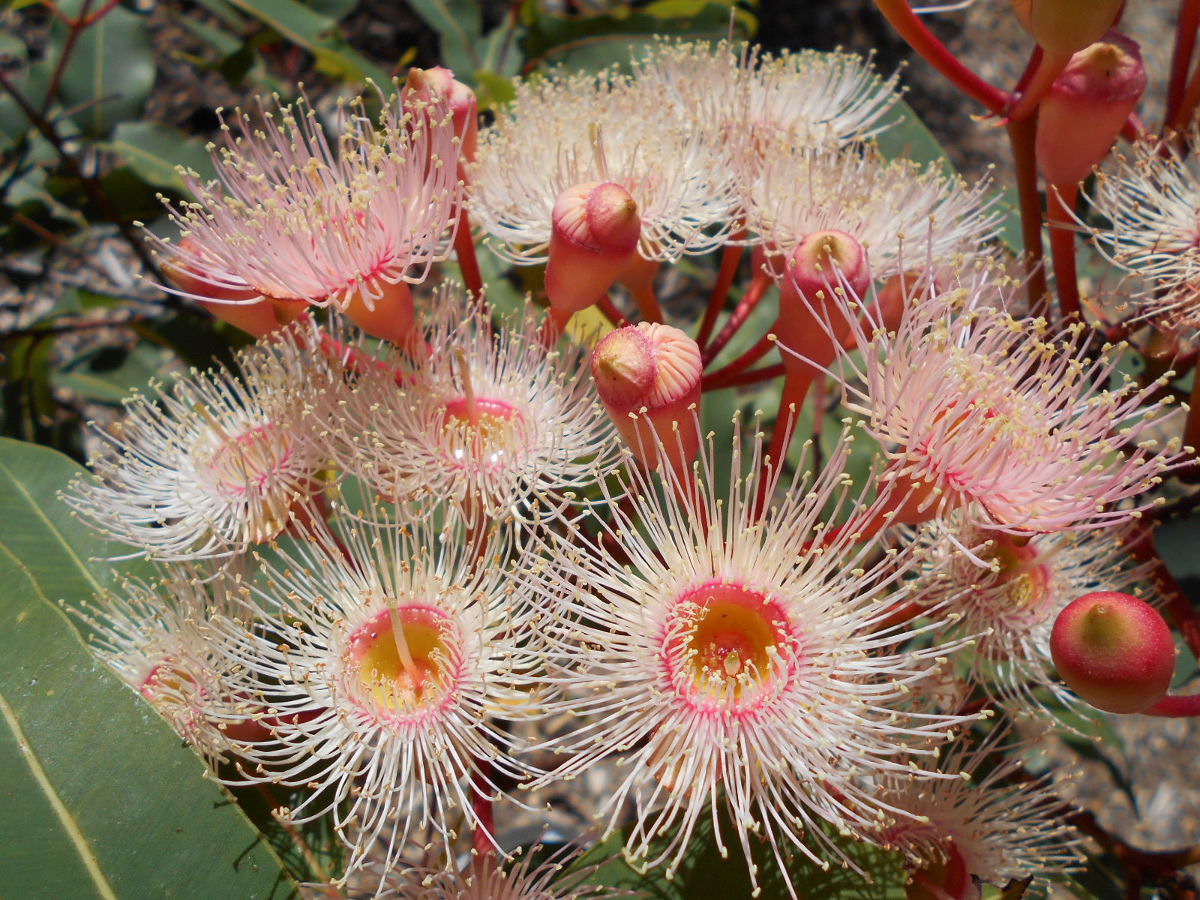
[1050, 591, 1175, 713]
[777, 230, 870, 375]
[343, 279, 417, 348]
[1036, 33, 1145, 187]
[545, 181, 641, 322]
[591, 322, 701, 479]
[403, 66, 478, 164]
[1019, 0, 1125, 57]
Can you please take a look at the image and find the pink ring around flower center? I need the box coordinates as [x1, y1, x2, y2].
[345, 604, 464, 725]
[660, 579, 800, 717]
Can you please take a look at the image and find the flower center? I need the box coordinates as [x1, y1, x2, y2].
[441, 396, 525, 468]
[140, 660, 198, 703]
[195, 422, 294, 498]
[667, 581, 796, 709]
[980, 534, 1053, 619]
[346, 605, 457, 716]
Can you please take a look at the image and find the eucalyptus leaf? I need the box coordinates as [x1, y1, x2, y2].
[223, 0, 390, 86]
[519, 0, 755, 73]
[103, 121, 217, 194]
[579, 817, 908, 899]
[0, 438, 295, 899]
[405, 0, 484, 80]
[50, 4, 156, 137]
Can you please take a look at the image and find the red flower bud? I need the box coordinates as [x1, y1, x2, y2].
[591, 322, 701, 480]
[545, 181, 641, 322]
[403, 66, 478, 164]
[1036, 32, 1145, 187]
[1050, 591, 1175, 713]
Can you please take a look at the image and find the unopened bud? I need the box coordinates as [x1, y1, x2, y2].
[591, 323, 701, 479]
[1050, 591, 1175, 714]
[403, 66, 479, 163]
[1018, 0, 1125, 57]
[545, 181, 641, 321]
[777, 230, 870, 376]
[1036, 32, 1145, 187]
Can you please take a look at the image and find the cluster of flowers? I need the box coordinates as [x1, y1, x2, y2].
[63, 37, 1192, 900]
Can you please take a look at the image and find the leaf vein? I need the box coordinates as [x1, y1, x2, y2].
[0, 689, 118, 900]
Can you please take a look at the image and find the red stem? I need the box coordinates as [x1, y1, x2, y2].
[1006, 115, 1049, 311]
[705, 362, 784, 391]
[701, 334, 776, 390]
[753, 367, 816, 519]
[41, 0, 96, 117]
[696, 236, 746, 349]
[1007, 51, 1070, 123]
[1046, 184, 1082, 322]
[872, 0, 1009, 115]
[453, 207, 485, 306]
[1172, 61, 1200, 135]
[1167, 0, 1200, 131]
[628, 277, 663, 325]
[597, 295, 629, 328]
[1143, 693, 1200, 716]
[702, 269, 773, 366]
[471, 766, 496, 857]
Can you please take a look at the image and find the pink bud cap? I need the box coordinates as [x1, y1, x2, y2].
[591, 322, 702, 478]
[1036, 32, 1146, 187]
[777, 230, 870, 376]
[545, 181, 641, 320]
[404, 66, 478, 163]
[1021, 0, 1125, 57]
[591, 326, 656, 413]
[1050, 591, 1176, 713]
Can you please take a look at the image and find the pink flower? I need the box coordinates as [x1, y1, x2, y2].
[796, 270, 1184, 536]
[148, 92, 461, 344]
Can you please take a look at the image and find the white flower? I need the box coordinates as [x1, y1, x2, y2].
[149, 92, 461, 311]
[206, 509, 546, 873]
[65, 324, 330, 560]
[1089, 135, 1200, 335]
[468, 68, 740, 265]
[526, 420, 974, 896]
[746, 140, 999, 275]
[907, 518, 1155, 715]
[322, 285, 619, 522]
[799, 270, 1184, 537]
[872, 732, 1083, 892]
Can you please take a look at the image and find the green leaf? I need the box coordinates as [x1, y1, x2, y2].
[102, 122, 217, 194]
[223, 0, 390, 86]
[405, 0, 483, 78]
[580, 816, 907, 899]
[519, 0, 755, 73]
[0, 438, 295, 899]
[53, 343, 170, 404]
[874, 97, 952, 174]
[474, 69, 517, 110]
[51, 4, 156, 137]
